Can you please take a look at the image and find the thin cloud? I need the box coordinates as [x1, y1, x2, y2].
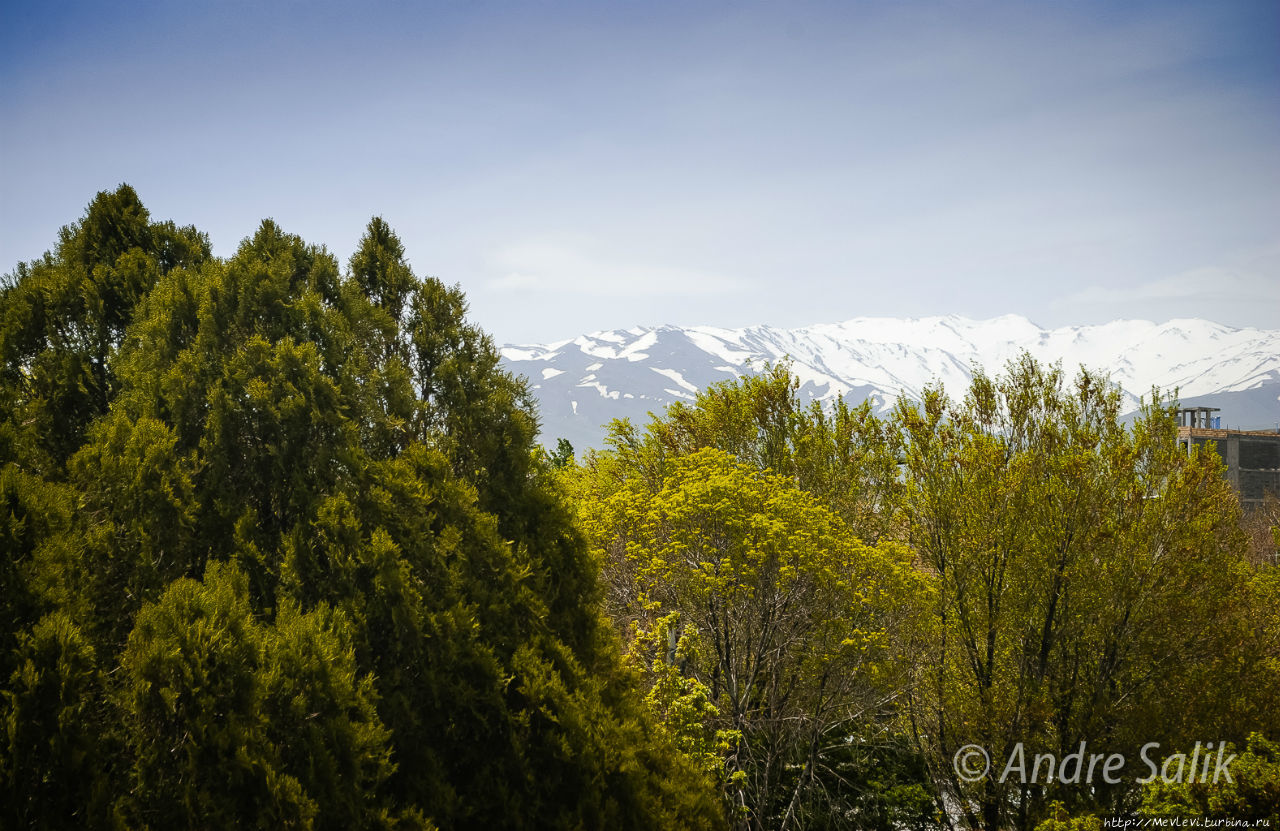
[485, 239, 744, 298]
[1063, 267, 1280, 306]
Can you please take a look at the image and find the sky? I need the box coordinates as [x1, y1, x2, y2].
[2, 0, 1278, 345]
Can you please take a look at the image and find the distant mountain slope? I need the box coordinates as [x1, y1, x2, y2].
[500, 316, 1280, 451]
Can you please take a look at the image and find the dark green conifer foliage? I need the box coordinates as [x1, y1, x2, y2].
[0, 185, 210, 473]
[0, 465, 73, 679]
[116, 562, 407, 830]
[0, 192, 724, 829]
[350, 216, 416, 323]
[2, 612, 108, 830]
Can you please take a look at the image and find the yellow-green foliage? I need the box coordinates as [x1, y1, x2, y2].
[625, 613, 739, 782]
[898, 357, 1269, 829]
[1140, 735, 1280, 822]
[579, 443, 936, 828]
[1034, 802, 1102, 831]
[4, 185, 1275, 831]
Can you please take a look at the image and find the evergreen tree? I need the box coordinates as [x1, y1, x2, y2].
[349, 216, 415, 323]
[0, 191, 724, 829]
[0, 185, 210, 473]
[2, 612, 109, 830]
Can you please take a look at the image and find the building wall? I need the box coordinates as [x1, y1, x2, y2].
[1180, 428, 1280, 507]
[1241, 439, 1280, 471]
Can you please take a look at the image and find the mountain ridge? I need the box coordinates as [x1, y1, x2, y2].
[499, 316, 1280, 451]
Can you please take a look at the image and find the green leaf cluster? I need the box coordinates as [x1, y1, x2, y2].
[577, 355, 1279, 830]
[899, 357, 1274, 828]
[0, 188, 723, 829]
[1140, 734, 1280, 822]
[576, 395, 938, 829]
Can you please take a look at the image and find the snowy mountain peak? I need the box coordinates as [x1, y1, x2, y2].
[500, 317, 1280, 451]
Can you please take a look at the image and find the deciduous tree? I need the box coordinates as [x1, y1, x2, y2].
[898, 356, 1261, 829]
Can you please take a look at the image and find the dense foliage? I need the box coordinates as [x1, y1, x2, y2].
[1140, 734, 1280, 822]
[3, 188, 1277, 830]
[576, 445, 935, 829]
[899, 358, 1275, 827]
[0, 187, 723, 829]
[574, 360, 1280, 829]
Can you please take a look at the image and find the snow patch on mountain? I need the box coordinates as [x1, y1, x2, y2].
[501, 317, 1280, 451]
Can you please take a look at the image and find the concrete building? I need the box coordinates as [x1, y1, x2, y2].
[1176, 407, 1280, 508]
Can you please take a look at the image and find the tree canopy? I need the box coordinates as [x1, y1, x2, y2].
[573, 355, 1279, 830]
[897, 357, 1268, 827]
[0, 186, 724, 829]
[575, 445, 936, 829]
[3, 186, 1276, 831]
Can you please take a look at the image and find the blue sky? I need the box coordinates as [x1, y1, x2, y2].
[3, 0, 1278, 343]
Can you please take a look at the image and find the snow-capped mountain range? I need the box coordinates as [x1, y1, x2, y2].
[499, 316, 1280, 452]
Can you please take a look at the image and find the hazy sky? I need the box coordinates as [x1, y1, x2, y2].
[3, 0, 1278, 344]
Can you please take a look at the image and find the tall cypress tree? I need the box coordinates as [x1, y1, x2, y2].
[0, 185, 210, 473]
[0, 191, 724, 829]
